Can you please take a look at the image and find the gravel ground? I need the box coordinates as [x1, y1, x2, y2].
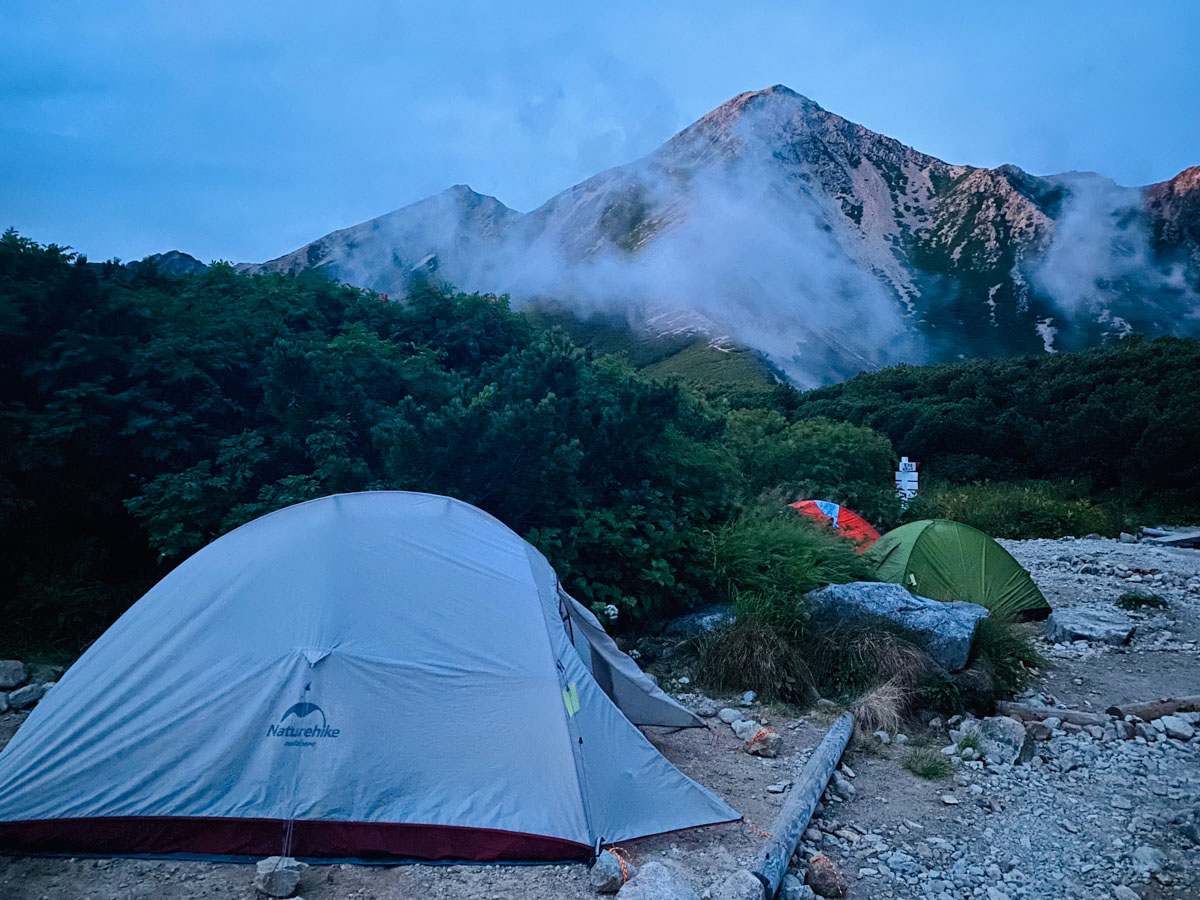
[1, 537, 1198, 899]
[820, 537, 1200, 900]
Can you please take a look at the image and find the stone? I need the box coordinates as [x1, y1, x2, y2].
[978, 716, 1034, 765]
[616, 861, 700, 900]
[780, 873, 816, 900]
[718, 708, 743, 724]
[0, 692, 7, 714]
[767, 781, 791, 794]
[894, 733, 909, 745]
[254, 856, 308, 898]
[0, 660, 26, 690]
[747, 731, 783, 758]
[1130, 845, 1165, 877]
[664, 605, 735, 636]
[26, 663, 63, 685]
[732, 719, 762, 741]
[7, 683, 45, 710]
[741, 690, 757, 707]
[1112, 887, 1140, 900]
[1045, 607, 1136, 645]
[941, 795, 960, 805]
[1159, 715, 1195, 741]
[803, 582, 988, 671]
[1119, 532, 1137, 543]
[694, 699, 719, 718]
[1025, 721, 1052, 741]
[805, 855, 848, 898]
[830, 773, 855, 800]
[707, 868, 765, 900]
[590, 850, 633, 893]
[873, 730, 891, 744]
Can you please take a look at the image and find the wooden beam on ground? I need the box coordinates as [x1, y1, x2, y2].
[750, 711, 854, 898]
[1105, 696, 1200, 721]
[996, 702, 1110, 728]
[1143, 530, 1200, 548]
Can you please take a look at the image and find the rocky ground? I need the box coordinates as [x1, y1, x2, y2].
[1, 537, 1198, 899]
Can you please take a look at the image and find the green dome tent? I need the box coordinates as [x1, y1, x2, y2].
[867, 519, 1050, 620]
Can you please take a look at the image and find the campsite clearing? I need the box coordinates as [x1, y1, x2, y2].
[1, 535, 1198, 899]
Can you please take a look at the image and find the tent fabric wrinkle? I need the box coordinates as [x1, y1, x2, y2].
[0, 491, 738, 861]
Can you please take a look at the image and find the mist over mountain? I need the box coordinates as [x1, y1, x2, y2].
[241, 85, 1200, 386]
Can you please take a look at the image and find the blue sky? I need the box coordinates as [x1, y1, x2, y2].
[2, 1, 1197, 263]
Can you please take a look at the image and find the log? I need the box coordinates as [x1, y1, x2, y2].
[750, 711, 854, 897]
[996, 702, 1110, 728]
[1143, 530, 1200, 548]
[1105, 696, 1200, 721]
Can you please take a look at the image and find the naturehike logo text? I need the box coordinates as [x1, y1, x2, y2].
[267, 702, 340, 744]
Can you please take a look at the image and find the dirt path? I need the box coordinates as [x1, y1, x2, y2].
[2, 537, 1198, 899]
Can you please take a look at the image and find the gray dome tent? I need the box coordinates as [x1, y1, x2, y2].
[0, 492, 737, 861]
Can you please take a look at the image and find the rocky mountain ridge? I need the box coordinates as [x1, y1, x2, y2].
[238, 86, 1200, 385]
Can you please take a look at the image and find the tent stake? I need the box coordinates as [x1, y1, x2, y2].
[750, 711, 854, 897]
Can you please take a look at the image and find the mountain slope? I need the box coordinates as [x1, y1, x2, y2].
[243, 86, 1200, 386]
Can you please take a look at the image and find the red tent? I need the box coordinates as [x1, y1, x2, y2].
[790, 500, 881, 550]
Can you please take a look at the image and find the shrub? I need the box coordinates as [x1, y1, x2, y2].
[903, 746, 952, 779]
[1116, 591, 1167, 610]
[967, 614, 1046, 698]
[712, 510, 871, 610]
[903, 480, 1115, 539]
[915, 671, 963, 715]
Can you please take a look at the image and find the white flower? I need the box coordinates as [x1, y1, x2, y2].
[604, 604, 620, 622]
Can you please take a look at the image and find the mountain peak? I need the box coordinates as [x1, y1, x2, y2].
[697, 83, 823, 128]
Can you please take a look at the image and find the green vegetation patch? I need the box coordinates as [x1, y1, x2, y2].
[1116, 591, 1168, 611]
[903, 746, 953, 780]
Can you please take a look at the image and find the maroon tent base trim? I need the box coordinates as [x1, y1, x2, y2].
[0, 816, 591, 862]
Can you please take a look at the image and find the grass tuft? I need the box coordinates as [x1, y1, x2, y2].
[1116, 590, 1167, 611]
[852, 679, 907, 736]
[804, 615, 930, 701]
[967, 613, 1046, 698]
[712, 511, 870, 612]
[903, 746, 953, 780]
[692, 621, 812, 703]
[957, 734, 982, 753]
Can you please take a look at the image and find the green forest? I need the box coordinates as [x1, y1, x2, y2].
[2, 229, 1198, 655]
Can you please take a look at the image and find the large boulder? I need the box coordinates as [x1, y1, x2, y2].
[664, 605, 735, 636]
[616, 861, 701, 900]
[0, 661, 26, 690]
[804, 583, 988, 671]
[1045, 607, 1135, 645]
